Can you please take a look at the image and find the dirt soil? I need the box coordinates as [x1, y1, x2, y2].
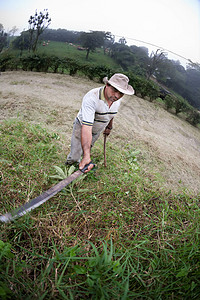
[0, 71, 200, 195]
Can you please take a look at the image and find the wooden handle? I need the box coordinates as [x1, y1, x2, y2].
[104, 134, 107, 167]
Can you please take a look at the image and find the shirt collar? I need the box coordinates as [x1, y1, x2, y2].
[99, 87, 106, 101]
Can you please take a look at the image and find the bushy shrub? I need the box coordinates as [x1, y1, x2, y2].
[65, 58, 79, 76]
[92, 65, 113, 82]
[0, 53, 16, 71]
[164, 94, 176, 111]
[20, 54, 53, 72]
[48, 55, 62, 73]
[186, 109, 200, 126]
[145, 80, 160, 101]
[81, 65, 112, 82]
[126, 72, 159, 101]
[126, 72, 146, 97]
[174, 96, 188, 115]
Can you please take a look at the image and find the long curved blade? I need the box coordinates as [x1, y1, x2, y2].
[0, 169, 82, 223]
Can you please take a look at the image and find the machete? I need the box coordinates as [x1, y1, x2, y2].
[0, 162, 94, 223]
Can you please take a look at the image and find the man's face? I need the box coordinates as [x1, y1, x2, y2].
[105, 84, 124, 103]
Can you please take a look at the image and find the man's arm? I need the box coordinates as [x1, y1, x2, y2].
[79, 125, 93, 172]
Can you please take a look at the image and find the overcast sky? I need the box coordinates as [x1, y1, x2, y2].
[1, 0, 200, 65]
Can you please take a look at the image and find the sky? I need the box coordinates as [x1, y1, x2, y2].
[0, 0, 200, 66]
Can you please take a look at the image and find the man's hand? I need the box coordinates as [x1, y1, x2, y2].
[79, 157, 94, 173]
[104, 118, 113, 136]
[103, 127, 112, 136]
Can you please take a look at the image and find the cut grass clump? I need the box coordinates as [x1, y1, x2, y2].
[1, 119, 200, 298]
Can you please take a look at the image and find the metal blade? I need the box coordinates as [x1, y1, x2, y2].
[0, 169, 82, 223]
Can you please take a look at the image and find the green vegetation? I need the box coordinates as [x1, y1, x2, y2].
[0, 24, 7, 53]
[1, 119, 200, 299]
[11, 40, 120, 69]
[40, 41, 120, 68]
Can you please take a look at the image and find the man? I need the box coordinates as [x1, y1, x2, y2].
[66, 73, 135, 172]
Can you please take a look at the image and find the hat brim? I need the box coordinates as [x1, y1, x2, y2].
[104, 78, 135, 95]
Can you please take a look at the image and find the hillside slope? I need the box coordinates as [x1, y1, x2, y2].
[0, 71, 200, 194]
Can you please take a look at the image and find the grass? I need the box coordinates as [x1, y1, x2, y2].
[0, 119, 200, 299]
[13, 40, 120, 70]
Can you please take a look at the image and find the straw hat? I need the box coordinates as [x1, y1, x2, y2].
[104, 73, 134, 95]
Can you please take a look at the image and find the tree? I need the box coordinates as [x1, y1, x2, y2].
[118, 37, 127, 45]
[146, 49, 167, 79]
[28, 9, 51, 52]
[186, 109, 200, 126]
[129, 45, 149, 76]
[40, 28, 80, 43]
[185, 67, 200, 109]
[79, 31, 104, 59]
[187, 60, 200, 72]
[111, 43, 135, 71]
[12, 30, 30, 56]
[0, 24, 7, 53]
[9, 26, 18, 36]
[103, 32, 115, 55]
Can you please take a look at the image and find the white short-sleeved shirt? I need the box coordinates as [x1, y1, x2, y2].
[77, 87, 122, 134]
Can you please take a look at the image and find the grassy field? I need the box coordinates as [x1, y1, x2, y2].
[0, 42, 200, 298]
[0, 117, 200, 299]
[15, 40, 120, 70]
